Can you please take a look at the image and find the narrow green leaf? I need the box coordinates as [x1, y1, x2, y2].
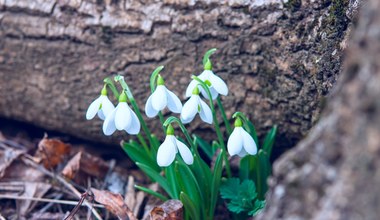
[122, 142, 159, 172]
[180, 192, 199, 220]
[194, 135, 214, 159]
[136, 162, 174, 198]
[150, 134, 160, 160]
[189, 141, 212, 215]
[165, 164, 179, 199]
[258, 150, 271, 198]
[149, 66, 164, 93]
[262, 125, 277, 156]
[202, 48, 217, 65]
[209, 150, 224, 219]
[175, 161, 202, 213]
[134, 185, 168, 201]
[239, 155, 257, 182]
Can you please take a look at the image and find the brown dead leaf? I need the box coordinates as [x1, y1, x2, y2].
[35, 136, 71, 169]
[61, 151, 109, 180]
[0, 144, 26, 178]
[150, 200, 183, 220]
[91, 188, 136, 220]
[61, 151, 82, 180]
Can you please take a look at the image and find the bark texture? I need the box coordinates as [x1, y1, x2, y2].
[0, 0, 352, 149]
[258, 0, 380, 219]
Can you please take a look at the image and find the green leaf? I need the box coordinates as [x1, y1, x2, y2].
[134, 185, 168, 201]
[165, 164, 179, 199]
[189, 141, 212, 216]
[150, 134, 160, 158]
[262, 125, 277, 156]
[193, 135, 215, 160]
[258, 150, 271, 199]
[209, 150, 224, 219]
[175, 161, 203, 209]
[149, 66, 164, 93]
[122, 142, 160, 172]
[240, 180, 257, 201]
[202, 48, 217, 65]
[239, 155, 257, 182]
[136, 162, 174, 198]
[227, 201, 246, 214]
[248, 200, 266, 216]
[180, 192, 200, 220]
[220, 178, 259, 215]
[220, 178, 240, 200]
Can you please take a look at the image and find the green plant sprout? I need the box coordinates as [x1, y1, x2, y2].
[86, 48, 277, 219]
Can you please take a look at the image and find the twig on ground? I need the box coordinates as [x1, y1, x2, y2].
[21, 156, 104, 220]
[64, 190, 96, 220]
[34, 193, 64, 217]
[0, 194, 104, 208]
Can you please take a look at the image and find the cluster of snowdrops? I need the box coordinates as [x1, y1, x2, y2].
[86, 49, 277, 219]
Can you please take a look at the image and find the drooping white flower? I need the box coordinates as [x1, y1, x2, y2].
[145, 75, 182, 118]
[181, 86, 213, 124]
[185, 61, 228, 100]
[86, 86, 115, 120]
[227, 118, 257, 157]
[102, 91, 140, 136]
[156, 125, 193, 167]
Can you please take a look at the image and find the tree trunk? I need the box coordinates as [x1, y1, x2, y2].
[0, 0, 353, 149]
[258, 0, 380, 219]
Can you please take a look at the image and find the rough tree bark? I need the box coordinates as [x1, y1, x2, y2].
[258, 0, 380, 219]
[0, 0, 353, 149]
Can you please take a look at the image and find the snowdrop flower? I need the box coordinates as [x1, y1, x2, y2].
[227, 118, 257, 157]
[181, 86, 212, 124]
[185, 60, 228, 100]
[102, 91, 140, 136]
[145, 75, 182, 118]
[157, 125, 193, 167]
[86, 86, 115, 120]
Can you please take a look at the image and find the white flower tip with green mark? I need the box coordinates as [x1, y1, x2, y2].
[185, 70, 228, 100]
[227, 127, 257, 157]
[102, 101, 141, 136]
[86, 94, 115, 121]
[157, 135, 193, 167]
[145, 84, 182, 118]
[180, 94, 212, 124]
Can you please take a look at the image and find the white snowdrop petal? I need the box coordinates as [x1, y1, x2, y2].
[145, 94, 159, 118]
[181, 95, 199, 123]
[227, 127, 244, 156]
[125, 108, 141, 135]
[176, 139, 193, 165]
[199, 99, 213, 124]
[157, 136, 177, 167]
[200, 86, 219, 100]
[166, 89, 182, 113]
[180, 113, 195, 124]
[86, 96, 102, 120]
[209, 73, 228, 96]
[115, 103, 132, 130]
[199, 70, 210, 80]
[242, 129, 258, 155]
[151, 85, 167, 111]
[102, 109, 117, 136]
[237, 148, 248, 157]
[185, 80, 198, 98]
[97, 110, 106, 120]
[101, 96, 115, 117]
